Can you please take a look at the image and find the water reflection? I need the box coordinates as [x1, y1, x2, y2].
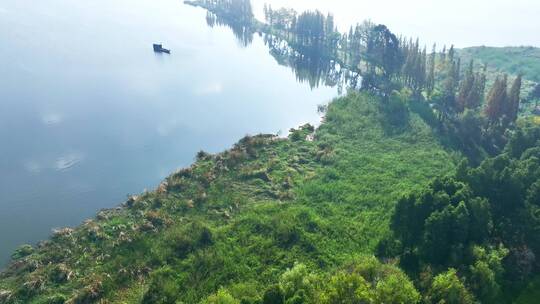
[205, 10, 254, 47]
[263, 34, 361, 93]
[203, 4, 361, 94]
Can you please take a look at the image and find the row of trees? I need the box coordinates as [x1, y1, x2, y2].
[264, 6, 340, 54]
[198, 0, 529, 161]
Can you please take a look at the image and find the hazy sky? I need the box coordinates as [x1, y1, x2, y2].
[252, 0, 540, 48]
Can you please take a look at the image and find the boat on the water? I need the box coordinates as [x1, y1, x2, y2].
[153, 44, 171, 54]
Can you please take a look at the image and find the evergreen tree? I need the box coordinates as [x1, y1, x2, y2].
[506, 75, 522, 123]
[457, 60, 475, 112]
[442, 61, 458, 113]
[448, 45, 455, 64]
[441, 45, 447, 63]
[467, 64, 487, 109]
[365, 24, 402, 80]
[484, 74, 508, 123]
[426, 44, 436, 95]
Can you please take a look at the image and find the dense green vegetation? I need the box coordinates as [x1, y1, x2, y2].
[0, 1, 539, 303]
[457, 47, 540, 115]
[458, 47, 540, 82]
[380, 123, 540, 302]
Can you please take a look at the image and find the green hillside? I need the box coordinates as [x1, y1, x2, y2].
[458, 47, 540, 114]
[458, 46, 540, 82]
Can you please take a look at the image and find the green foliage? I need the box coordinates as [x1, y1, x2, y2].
[263, 285, 284, 304]
[458, 46, 540, 82]
[142, 267, 181, 304]
[202, 288, 241, 304]
[427, 269, 475, 304]
[390, 177, 492, 268]
[318, 257, 419, 304]
[321, 271, 372, 303]
[386, 124, 540, 302]
[375, 272, 420, 304]
[10, 244, 34, 260]
[279, 264, 317, 301]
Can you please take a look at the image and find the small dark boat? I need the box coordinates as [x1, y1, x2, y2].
[153, 44, 171, 54]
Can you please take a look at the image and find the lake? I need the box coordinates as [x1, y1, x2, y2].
[0, 0, 337, 263]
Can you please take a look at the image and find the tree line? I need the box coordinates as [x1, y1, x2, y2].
[193, 0, 528, 161]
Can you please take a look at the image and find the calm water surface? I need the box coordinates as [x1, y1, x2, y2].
[0, 0, 336, 263]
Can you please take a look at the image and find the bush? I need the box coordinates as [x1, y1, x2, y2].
[320, 271, 373, 304]
[279, 264, 317, 302]
[142, 267, 180, 304]
[202, 288, 240, 304]
[426, 269, 475, 304]
[11, 245, 34, 260]
[165, 222, 214, 258]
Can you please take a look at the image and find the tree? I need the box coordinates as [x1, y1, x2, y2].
[321, 272, 373, 304]
[529, 83, 540, 110]
[467, 246, 508, 303]
[390, 177, 492, 268]
[427, 269, 475, 304]
[365, 24, 402, 80]
[279, 263, 317, 302]
[202, 289, 240, 304]
[319, 257, 420, 304]
[442, 60, 458, 113]
[426, 44, 436, 95]
[484, 74, 508, 123]
[456, 60, 475, 112]
[506, 75, 522, 123]
[375, 272, 421, 303]
[466, 64, 487, 109]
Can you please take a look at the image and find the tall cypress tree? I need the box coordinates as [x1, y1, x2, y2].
[442, 60, 458, 113]
[441, 45, 447, 64]
[456, 60, 475, 112]
[427, 44, 436, 95]
[485, 74, 508, 123]
[506, 75, 522, 123]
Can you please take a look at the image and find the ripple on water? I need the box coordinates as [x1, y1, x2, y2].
[55, 153, 83, 172]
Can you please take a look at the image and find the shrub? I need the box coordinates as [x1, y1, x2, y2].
[142, 267, 180, 304]
[426, 269, 474, 304]
[45, 294, 67, 304]
[279, 264, 317, 302]
[11, 245, 34, 260]
[165, 222, 214, 258]
[202, 288, 240, 304]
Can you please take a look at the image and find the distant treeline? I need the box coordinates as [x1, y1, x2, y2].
[188, 0, 532, 163]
